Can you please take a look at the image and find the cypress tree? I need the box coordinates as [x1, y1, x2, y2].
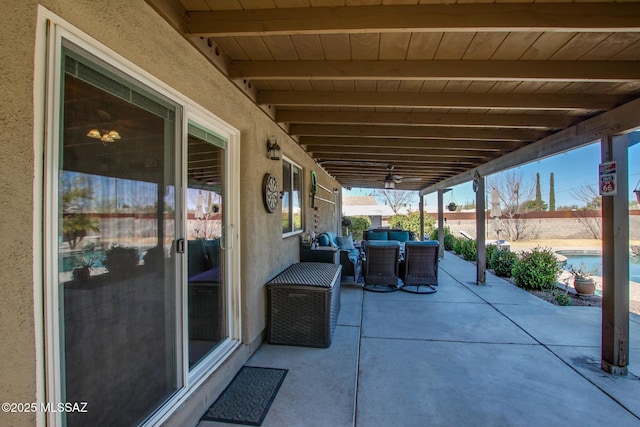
[535, 172, 542, 210]
[549, 172, 555, 211]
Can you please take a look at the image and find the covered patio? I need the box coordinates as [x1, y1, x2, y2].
[146, 0, 640, 376]
[5, 2, 640, 426]
[199, 254, 640, 427]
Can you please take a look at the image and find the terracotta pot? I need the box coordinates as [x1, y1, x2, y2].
[574, 278, 596, 295]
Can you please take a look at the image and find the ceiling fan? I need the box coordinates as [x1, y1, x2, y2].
[382, 164, 422, 189]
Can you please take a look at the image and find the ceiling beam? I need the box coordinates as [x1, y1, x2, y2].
[278, 110, 576, 130]
[308, 146, 497, 159]
[419, 96, 640, 195]
[230, 60, 640, 83]
[299, 137, 528, 151]
[184, 3, 640, 36]
[258, 91, 629, 111]
[317, 152, 483, 164]
[289, 124, 545, 141]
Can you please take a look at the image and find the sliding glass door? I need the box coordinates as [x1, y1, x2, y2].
[56, 43, 180, 426]
[46, 21, 241, 425]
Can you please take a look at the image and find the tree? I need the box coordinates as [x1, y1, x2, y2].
[573, 184, 601, 210]
[487, 170, 537, 241]
[389, 211, 436, 237]
[62, 174, 99, 249]
[535, 172, 542, 207]
[549, 172, 556, 211]
[372, 189, 416, 214]
[571, 184, 601, 238]
[521, 199, 548, 211]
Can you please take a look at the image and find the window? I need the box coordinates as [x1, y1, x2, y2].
[282, 157, 303, 235]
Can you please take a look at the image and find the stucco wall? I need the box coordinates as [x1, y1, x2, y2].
[0, 2, 39, 426]
[1, 1, 340, 426]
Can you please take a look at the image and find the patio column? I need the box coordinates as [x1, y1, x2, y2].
[437, 190, 445, 257]
[475, 176, 486, 284]
[419, 195, 425, 241]
[601, 134, 630, 376]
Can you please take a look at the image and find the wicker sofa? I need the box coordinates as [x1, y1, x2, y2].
[316, 231, 361, 280]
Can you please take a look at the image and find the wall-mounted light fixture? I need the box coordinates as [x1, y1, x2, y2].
[267, 136, 281, 160]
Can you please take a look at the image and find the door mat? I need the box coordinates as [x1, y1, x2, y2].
[201, 366, 288, 426]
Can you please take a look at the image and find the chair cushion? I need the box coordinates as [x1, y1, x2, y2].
[366, 231, 388, 240]
[406, 240, 439, 247]
[337, 235, 356, 251]
[388, 230, 410, 242]
[366, 240, 400, 247]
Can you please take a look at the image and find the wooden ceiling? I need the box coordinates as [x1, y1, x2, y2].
[146, 0, 640, 191]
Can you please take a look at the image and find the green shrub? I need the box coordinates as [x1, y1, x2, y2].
[459, 239, 477, 261]
[451, 236, 463, 254]
[512, 247, 560, 290]
[554, 290, 573, 306]
[429, 226, 456, 251]
[486, 244, 498, 269]
[390, 211, 436, 238]
[490, 249, 518, 278]
[346, 215, 371, 241]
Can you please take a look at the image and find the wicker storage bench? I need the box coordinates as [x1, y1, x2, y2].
[267, 262, 342, 348]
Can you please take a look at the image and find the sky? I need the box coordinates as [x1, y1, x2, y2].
[343, 137, 640, 210]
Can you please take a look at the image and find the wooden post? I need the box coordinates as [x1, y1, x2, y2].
[419, 195, 425, 241]
[475, 176, 486, 284]
[601, 134, 630, 375]
[437, 190, 445, 257]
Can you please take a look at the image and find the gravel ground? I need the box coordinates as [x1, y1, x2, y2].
[528, 287, 602, 307]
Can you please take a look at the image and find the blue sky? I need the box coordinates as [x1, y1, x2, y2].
[344, 138, 640, 209]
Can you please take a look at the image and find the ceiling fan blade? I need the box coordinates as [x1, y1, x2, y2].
[403, 177, 423, 182]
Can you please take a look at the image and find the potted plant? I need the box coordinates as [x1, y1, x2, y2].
[566, 262, 598, 295]
[447, 202, 457, 212]
[103, 245, 139, 279]
[72, 257, 94, 282]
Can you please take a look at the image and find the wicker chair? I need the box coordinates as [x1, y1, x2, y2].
[362, 241, 401, 292]
[400, 241, 440, 294]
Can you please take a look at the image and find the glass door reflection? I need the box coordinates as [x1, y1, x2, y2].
[186, 124, 227, 368]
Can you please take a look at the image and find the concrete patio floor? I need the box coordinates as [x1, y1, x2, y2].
[199, 253, 640, 427]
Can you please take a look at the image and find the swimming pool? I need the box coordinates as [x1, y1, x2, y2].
[556, 250, 640, 283]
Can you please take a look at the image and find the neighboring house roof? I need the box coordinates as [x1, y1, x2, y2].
[343, 195, 396, 216]
[343, 196, 378, 206]
[343, 204, 395, 217]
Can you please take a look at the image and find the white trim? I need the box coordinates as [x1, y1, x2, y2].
[282, 155, 305, 238]
[38, 6, 242, 427]
[33, 9, 50, 427]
